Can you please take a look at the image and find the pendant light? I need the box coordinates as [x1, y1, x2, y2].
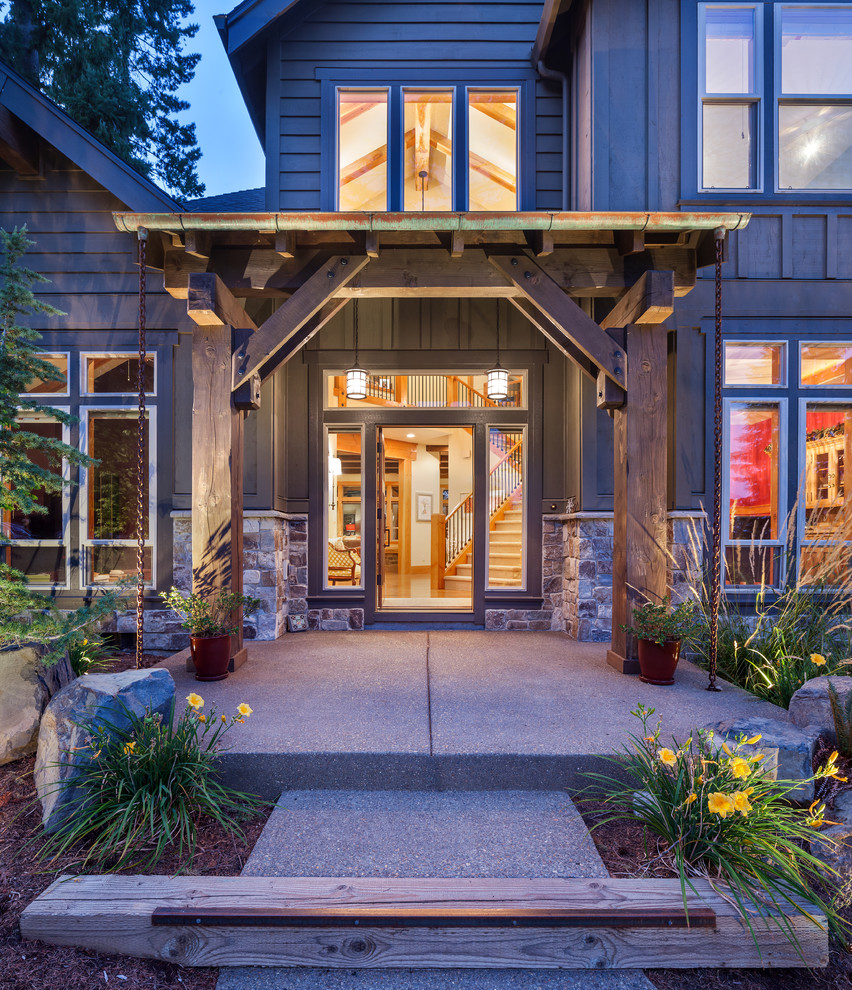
[345, 299, 368, 400]
[486, 300, 509, 401]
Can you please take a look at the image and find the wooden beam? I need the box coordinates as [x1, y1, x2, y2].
[470, 100, 517, 130]
[275, 231, 296, 258]
[184, 231, 212, 260]
[414, 102, 431, 190]
[164, 246, 696, 300]
[608, 324, 669, 673]
[340, 144, 388, 186]
[614, 230, 645, 256]
[256, 297, 348, 383]
[338, 432, 416, 461]
[234, 254, 370, 389]
[533, 0, 568, 63]
[191, 323, 246, 661]
[339, 249, 517, 298]
[525, 230, 554, 258]
[508, 297, 597, 382]
[0, 104, 39, 175]
[21, 875, 827, 970]
[365, 232, 380, 259]
[599, 270, 675, 330]
[489, 253, 626, 387]
[187, 273, 259, 331]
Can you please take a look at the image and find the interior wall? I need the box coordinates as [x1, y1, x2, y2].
[409, 448, 441, 567]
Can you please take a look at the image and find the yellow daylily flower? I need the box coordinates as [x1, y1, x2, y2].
[730, 757, 751, 779]
[237, 702, 253, 717]
[810, 653, 827, 667]
[198, 715, 206, 723]
[721, 741, 734, 757]
[221, 714, 227, 723]
[658, 748, 677, 766]
[186, 692, 204, 709]
[745, 734, 762, 745]
[682, 793, 697, 806]
[123, 741, 136, 755]
[732, 791, 753, 815]
[707, 792, 735, 818]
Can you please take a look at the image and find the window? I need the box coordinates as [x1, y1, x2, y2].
[723, 339, 852, 589]
[22, 354, 69, 395]
[696, 3, 852, 195]
[81, 354, 155, 395]
[81, 409, 155, 586]
[325, 372, 526, 409]
[325, 429, 363, 588]
[334, 85, 519, 211]
[1, 413, 69, 587]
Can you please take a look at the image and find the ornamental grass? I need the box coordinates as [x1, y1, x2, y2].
[36, 693, 265, 873]
[587, 705, 851, 950]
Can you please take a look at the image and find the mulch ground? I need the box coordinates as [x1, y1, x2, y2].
[0, 653, 272, 990]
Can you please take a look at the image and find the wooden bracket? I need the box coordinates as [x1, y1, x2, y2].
[184, 231, 212, 260]
[614, 230, 645, 256]
[508, 297, 597, 382]
[234, 255, 370, 389]
[596, 369, 625, 411]
[275, 230, 297, 258]
[365, 231, 380, 259]
[600, 270, 675, 330]
[489, 252, 627, 388]
[187, 273, 259, 331]
[524, 230, 554, 257]
[233, 372, 262, 411]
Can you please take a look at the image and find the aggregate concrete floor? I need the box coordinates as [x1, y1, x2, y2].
[161, 630, 785, 760]
[215, 789, 654, 990]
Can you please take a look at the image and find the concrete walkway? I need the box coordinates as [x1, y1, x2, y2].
[159, 630, 784, 795]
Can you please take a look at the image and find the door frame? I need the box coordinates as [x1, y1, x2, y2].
[309, 357, 544, 625]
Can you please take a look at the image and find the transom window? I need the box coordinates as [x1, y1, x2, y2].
[698, 3, 852, 193]
[335, 85, 519, 211]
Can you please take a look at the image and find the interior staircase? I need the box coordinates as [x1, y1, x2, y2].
[444, 499, 523, 593]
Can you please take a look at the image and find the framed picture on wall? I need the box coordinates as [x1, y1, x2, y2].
[416, 492, 433, 522]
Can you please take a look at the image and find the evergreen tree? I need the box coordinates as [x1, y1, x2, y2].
[0, 0, 204, 199]
[0, 226, 90, 520]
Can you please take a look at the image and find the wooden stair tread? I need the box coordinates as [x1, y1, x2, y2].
[20, 875, 828, 970]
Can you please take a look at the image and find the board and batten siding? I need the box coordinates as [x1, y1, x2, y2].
[269, 0, 562, 211]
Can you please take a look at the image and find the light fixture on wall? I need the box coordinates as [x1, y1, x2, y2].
[486, 300, 509, 401]
[345, 299, 368, 400]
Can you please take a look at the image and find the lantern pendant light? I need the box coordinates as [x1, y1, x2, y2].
[345, 299, 368, 400]
[486, 300, 509, 401]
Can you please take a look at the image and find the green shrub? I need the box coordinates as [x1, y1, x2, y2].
[586, 705, 849, 948]
[37, 692, 265, 872]
[67, 634, 113, 676]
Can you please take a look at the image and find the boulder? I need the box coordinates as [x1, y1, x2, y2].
[0, 645, 75, 766]
[34, 668, 175, 833]
[704, 715, 821, 804]
[789, 676, 852, 743]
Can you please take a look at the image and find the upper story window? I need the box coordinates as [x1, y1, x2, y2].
[335, 85, 519, 211]
[697, 3, 852, 194]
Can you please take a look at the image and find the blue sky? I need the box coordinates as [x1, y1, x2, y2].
[177, 1, 266, 198]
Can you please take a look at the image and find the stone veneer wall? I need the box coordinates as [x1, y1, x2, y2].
[109, 509, 703, 649]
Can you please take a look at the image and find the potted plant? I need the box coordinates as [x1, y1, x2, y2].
[161, 587, 262, 681]
[622, 596, 700, 685]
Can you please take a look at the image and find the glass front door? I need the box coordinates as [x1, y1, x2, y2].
[377, 425, 474, 610]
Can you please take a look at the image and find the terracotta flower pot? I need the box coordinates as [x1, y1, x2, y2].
[189, 633, 231, 681]
[637, 638, 681, 686]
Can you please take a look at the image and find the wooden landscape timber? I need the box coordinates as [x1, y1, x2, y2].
[21, 875, 828, 970]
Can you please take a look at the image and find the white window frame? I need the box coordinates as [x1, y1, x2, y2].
[722, 396, 788, 590]
[799, 340, 852, 388]
[774, 3, 852, 193]
[698, 2, 764, 193]
[2, 409, 71, 589]
[797, 396, 852, 586]
[79, 352, 157, 397]
[723, 338, 788, 387]
[20, 351, 71, 397]
[79, 406, 156, 589]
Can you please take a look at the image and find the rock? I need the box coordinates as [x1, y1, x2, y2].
[34, 669, 175, 833]
[704, 715, 821, 804]
[0, 645, 75, 766]
[789, 676, 852, 743]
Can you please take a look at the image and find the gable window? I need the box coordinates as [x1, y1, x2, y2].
[335, 85, 519, 211]
[696, 3, 852, 195]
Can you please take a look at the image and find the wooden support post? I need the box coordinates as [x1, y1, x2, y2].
[431, 514, 446, 590]
[607, 324, 669, 675]
[192, 323, 247, 670]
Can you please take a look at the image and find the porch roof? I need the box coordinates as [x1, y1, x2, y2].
[113, 209, 749, 237]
